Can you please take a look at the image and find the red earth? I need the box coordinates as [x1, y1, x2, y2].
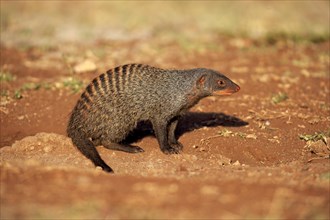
[1, 40, 329, 219]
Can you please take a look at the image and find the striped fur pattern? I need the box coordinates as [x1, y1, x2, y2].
[67, 64, 240, 172]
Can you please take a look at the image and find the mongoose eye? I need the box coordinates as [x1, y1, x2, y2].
[217, 80, 226, 87]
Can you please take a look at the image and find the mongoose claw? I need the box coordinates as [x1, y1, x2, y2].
[132, 146, 145, 153]
[161, 146, 181, 154]
[117, 144, 145, 153]
[170, 141, 183, 151]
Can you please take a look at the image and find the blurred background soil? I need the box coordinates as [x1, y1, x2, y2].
[0, 1, 329, 219]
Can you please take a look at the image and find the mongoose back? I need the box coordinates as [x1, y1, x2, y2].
[67, 64, 240, 172]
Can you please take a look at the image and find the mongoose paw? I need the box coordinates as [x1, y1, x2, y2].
[131, 146, 145, 153]
[170, 141, 183, 151]
[103, 143, 145, 153]
[120, 144, 145, 153]
[161, 146, 181, 154]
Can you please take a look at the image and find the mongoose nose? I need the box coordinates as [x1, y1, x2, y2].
[235, 84, 240, 92]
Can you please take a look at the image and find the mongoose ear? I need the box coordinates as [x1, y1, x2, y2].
[196, 75, 206, 89]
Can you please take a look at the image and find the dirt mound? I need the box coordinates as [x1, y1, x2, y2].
[1, 132, 329, 219]
[0, 132, 84, 170]
[1, 132, 235, 178]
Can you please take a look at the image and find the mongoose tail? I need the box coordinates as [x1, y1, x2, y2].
[68, 128, 114, 172]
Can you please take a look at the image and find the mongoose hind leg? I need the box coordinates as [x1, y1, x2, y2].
[152, 119, 180, 154]
[168, 118, 183, 152]
[101, 140, 145, 153]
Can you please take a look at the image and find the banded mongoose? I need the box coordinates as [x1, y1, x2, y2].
[67, 64, 240, 172]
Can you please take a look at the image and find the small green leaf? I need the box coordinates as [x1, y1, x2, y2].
[14, 90, 23, 99]
[272, 92, 288, 104]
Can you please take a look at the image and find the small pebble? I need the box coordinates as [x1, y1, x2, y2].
[246, 134, 257, 139]
[95, 166, 103, 171]
[43, 146, 53, 153]
[232, 160, 241, 166]
[17, 115, 24, 120]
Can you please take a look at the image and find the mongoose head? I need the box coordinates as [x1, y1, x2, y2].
[196, 69, 240, 96]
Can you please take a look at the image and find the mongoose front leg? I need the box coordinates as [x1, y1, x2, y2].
[152, 120, 180, 154]
[168, 118, 183, 152]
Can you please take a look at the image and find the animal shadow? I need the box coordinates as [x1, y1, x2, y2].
[122, 112, 248, 144]
[176, 112, 248, 137]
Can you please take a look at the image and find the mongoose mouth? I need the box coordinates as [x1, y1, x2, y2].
[213, 84, 240, 96]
